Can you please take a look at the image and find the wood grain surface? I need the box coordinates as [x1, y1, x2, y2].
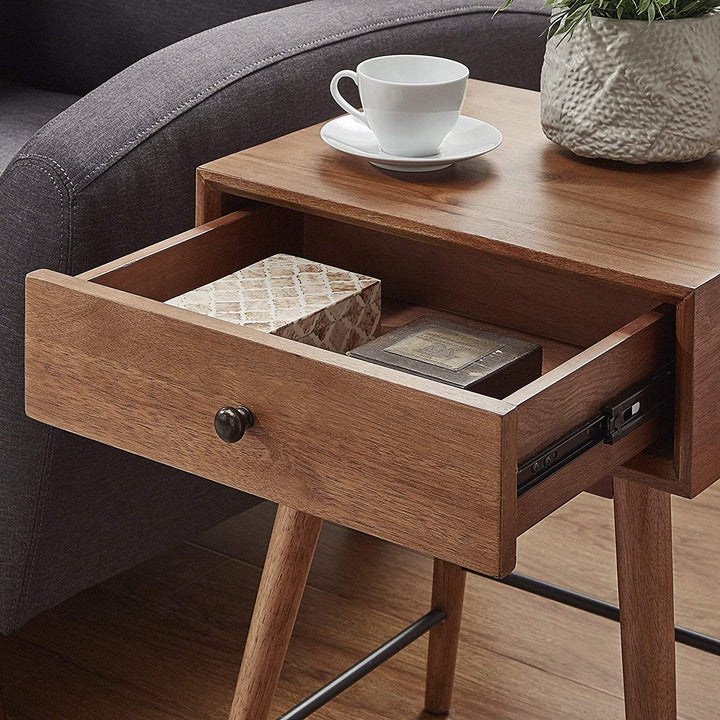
[195, 174, 223, 225]
[192, 80, 720, 496]
[381, 304, 652, 530]
[614, 476, 677, 720]
[302, 216, 657, 348]
[81, 206, 302, 301]
[507, 310, 673, 460]
[25, 270, 517, 577]
[26, 254, 674, 571]
[199, 81, 720, 300]
[511, 307, 675, 517]
[5, 495, 719, 720]
[18, 76, 720, 720]
[675, 275, 720, 497]
[229, 506, 322, 720]
[425, 559, 466, 714]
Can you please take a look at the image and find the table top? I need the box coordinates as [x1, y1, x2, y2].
[199, 80, 720, 302]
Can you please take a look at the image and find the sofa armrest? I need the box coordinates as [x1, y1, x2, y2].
[12, 0, 548, 219]
[2, 0, 550, 468]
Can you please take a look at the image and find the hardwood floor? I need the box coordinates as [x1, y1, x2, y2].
[2, 485, 719, 720]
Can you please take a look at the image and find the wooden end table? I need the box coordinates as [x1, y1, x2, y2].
[25, 80, 720, 720]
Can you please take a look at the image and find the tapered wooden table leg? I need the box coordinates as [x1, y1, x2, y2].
[614, 476, 676, 720]
[424, 559, 466, 715]
[229, 505, 323, 720]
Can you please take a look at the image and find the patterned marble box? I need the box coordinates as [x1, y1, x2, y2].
[166, 254, 381, 354]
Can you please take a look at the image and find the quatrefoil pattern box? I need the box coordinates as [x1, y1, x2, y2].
[166, 254, 381, 354]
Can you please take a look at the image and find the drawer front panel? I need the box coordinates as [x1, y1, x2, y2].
[26, 271, 517, 577]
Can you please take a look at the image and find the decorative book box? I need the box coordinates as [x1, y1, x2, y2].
[166, 254, 381, 354]
[348, 316, 542, 398]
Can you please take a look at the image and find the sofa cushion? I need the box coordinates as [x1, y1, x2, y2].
[0, 81, 80, 172]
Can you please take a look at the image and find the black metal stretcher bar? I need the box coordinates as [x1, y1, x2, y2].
[466, 570, 720, 657]
[273, 571, 718, 720]
[275, 607, 446, 720]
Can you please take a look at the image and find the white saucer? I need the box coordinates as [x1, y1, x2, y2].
[320, 114, 502, 172]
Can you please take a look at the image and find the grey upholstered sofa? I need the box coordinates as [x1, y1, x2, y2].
[0, 0, 547, 634]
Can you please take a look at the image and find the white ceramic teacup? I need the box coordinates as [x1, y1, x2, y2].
[330, 55, 469, 158]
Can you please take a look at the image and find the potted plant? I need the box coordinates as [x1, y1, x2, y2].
[499, 0, 720, 163]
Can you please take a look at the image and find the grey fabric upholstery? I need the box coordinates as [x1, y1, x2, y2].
[0, 82, 80, 171]
[0, 0, 548, 633]
[0, 0, 308, 95]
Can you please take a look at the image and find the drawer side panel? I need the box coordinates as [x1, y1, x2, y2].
[508, 311, 673, 461]
[510, 310, 674, 516]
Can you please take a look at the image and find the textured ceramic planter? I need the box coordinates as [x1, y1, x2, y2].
[541, 12, 720, 163]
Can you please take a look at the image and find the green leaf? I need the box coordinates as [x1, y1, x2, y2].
[493, 0, 514, 15]
[495, 0, 720, 40]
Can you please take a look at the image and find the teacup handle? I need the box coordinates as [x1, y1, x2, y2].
[330, 70, 369, 126]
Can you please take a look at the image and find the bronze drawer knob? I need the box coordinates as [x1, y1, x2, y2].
[214, 405, 254, 443]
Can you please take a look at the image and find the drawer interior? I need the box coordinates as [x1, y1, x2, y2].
[82, 204, 659, 371]
[81, 203, 678, 492]
[27, 203, 677, 576]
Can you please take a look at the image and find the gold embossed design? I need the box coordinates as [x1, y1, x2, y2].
[385, 328, 504, 371]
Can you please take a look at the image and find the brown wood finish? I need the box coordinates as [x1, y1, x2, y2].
[26, 260, 672, 573]
[587, 477, 613, 498]
[675, 275, 720, 497]
[26, 204, 674, 575]
[303, 216, 657, 348]
[193, 80, 720, 496]
[507, 310, 672, 461]
[195, 174, 260, 225]
[199, 81, 720, 301]
[517, 417, 661, 534]
[196, 174, 224, 225]
[620, 454, 680, 494]
[425, 559, 466, 715]
[613, 475, 677, 720]
[25, 270, 517, 577]
[80, 206, 302, 301]
[3, 495, 720, 720]
[20, 77, 720, 720]
[229, 505, 322, 720]
[514, 308, 675, 525]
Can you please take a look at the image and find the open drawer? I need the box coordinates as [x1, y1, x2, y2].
[25, 205, 674, 577]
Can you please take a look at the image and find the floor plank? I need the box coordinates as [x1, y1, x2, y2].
[102, 541, 228, 604]
[0, 635, 59, 691]
[517, 488, 720, 638]
[2, 487, 719, 720]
